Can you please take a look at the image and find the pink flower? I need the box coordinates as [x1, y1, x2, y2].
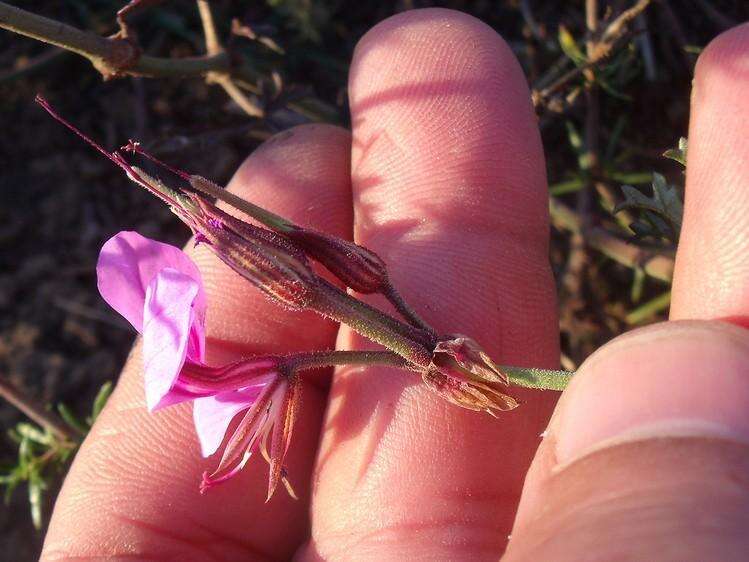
[97, 230, 207, 411]
[97, 231, 299, 498]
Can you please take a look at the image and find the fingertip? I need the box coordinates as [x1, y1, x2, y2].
[349, 8, 547, 239]
[692, 21, 749, 103]
[512, 321, 749, 547]
[354, 8, 514, 67]
[551, 320, 749, 466]
[671, 22, 749, 321]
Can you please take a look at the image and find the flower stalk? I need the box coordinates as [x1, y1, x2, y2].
[38, 95, 576, 497]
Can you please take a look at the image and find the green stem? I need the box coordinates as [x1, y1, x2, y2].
[625, 290, 671, 325]
[383, 283, 437, 335]
[189, 175, 294, 232]
[286, 350, 416, 372]
[502, 366, 574, 391]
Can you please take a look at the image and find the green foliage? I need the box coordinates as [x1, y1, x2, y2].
[558, 25, 640, 101]
[615, 173, 683, 241]
[0, 424, 74, 529]
[0, 381, 112, 530]
[614, 138, 687, 244]
[663, 137, 688, 166]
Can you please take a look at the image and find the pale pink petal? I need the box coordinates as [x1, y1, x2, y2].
[193, 387, 266, 457]
[97, 231, 206, 335]
[143, 268, 202, 412]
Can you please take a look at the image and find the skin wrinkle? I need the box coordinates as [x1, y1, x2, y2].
[316, 517, 507, 560]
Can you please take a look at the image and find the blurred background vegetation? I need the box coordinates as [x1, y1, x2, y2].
[0, 0, 746, 557]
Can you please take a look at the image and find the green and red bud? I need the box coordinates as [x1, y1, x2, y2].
[285, 227, 389, 294]
[187, 195, 318, 311]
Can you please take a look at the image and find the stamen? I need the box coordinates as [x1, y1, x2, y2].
[122, 139, 191, 181]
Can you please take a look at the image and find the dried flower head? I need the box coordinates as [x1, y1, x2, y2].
[425, 336, 518, 415]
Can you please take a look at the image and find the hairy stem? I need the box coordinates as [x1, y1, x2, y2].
[313, 278, 435, 366]
[383, 283, 437, 336]
[501, 366, 574, 391]
[286, 350, 416, 372]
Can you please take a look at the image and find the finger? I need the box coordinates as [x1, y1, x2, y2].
[306, 9, 559, 560]
[508, 321, 749, 561]
[671, 23, 749, 324]
[42, 125, 353, 561]
[509, 26, 749, 560]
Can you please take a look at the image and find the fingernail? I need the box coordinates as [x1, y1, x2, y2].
[551, 320, 749, 465]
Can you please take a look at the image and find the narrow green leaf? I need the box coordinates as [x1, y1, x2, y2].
[57, 403, 88, 436]
[549, 177, 585, 195]
[28, 472, 44, 530]
[89, 381, 113, 425]
[15, 423, 51, 446]
[626, 291, 672, 325]
[609, 171, 652, 185]
[558, 26, 586, 67]
[631, 267, 646, 303]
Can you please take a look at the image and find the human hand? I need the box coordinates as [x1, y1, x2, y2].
[41, 9, 749, 561]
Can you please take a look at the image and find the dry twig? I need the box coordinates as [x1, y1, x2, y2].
[0, 375, 75, 442]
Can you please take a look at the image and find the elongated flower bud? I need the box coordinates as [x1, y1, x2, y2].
[188, 195, 318, 311]
[285, 227, 389, 294]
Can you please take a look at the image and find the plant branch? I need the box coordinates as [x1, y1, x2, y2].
[532, 0, 652, 109]
[0, 1, 232, 79]
[383, 283, 437, 336]
[0, 375, 75, 442]
[550, 197, 674, 283]
[196, 0, 263, 117]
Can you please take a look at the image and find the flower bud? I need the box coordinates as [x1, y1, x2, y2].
[285, 227, 389, 294]
[189, 196, 318, 311]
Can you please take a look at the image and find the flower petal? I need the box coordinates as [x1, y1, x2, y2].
[143, 268, 202, 412]
[97, 231, 206, 334]
[193, 387, 265, 457]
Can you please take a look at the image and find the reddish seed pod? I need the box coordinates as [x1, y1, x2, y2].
[188, 197, 318, 311]
[285, 227, 389, 294]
